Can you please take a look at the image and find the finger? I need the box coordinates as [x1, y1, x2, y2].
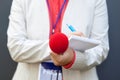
[70, 32, 85, 37]
[50, 53, 61, 66]
[50, 52, 60, 62]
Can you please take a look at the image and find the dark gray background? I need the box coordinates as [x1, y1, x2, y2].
[0, 0, 120, 80]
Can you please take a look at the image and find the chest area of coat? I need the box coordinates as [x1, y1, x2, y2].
[25, 0, 95, 39]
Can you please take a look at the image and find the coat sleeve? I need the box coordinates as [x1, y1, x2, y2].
[68, 0, 109, 71]
[7, 0, 51, 63]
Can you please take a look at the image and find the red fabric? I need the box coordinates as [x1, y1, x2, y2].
[63, 50, 76, 69]
[46, 0, 69, 37]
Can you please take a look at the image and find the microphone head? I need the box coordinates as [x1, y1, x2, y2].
[49, 32, 69, 54]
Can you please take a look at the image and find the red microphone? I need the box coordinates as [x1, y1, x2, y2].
[49, 32, 69, 54]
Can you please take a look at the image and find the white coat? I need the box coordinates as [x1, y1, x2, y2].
[7, 0, 109, 80]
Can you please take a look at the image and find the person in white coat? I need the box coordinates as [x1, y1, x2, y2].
[7, 0, 109, 80]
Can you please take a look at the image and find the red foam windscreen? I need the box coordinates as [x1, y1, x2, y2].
[49, 32, 69, 54]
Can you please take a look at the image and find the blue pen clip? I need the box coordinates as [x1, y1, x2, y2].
[66, 24, 76, 32]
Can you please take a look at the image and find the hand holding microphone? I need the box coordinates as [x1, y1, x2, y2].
[50, 48, 74, 66]
[49, 25, 85, 66]
[49, 32, 74, 66]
